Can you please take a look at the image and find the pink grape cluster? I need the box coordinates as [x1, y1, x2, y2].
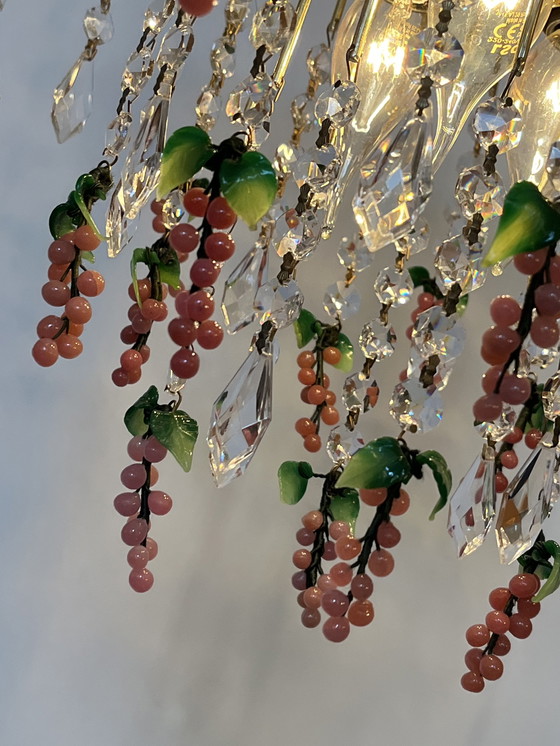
[474, 247, 560, 424]
[113, 433, 173, 592]
[33, 226, 104, 366]
[292, 485, 409, 642]
[166, 188, 236, 380]
[461, 572, 541, 692]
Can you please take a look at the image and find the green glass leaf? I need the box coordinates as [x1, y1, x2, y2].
[157, 126, 214, 200]
[294, 309, 318, 348]
[124, 386, 159, 436]
[71, 188, 106, 241]
[155, 247, 181, 290]
[149, 409, 198, 473]
[532, 541, 560, 603]
[409, 266, 431, 288]
[456, 294, 469, 316]
[416, 450, 452, 520]
[332, 333, 353, 372]
[219, 151, 277, 228]
[482, 182, 560, 267]
[278, 461, 310, 505]
[49, 203, 76, 239]
[330, 489, 360, 533]
[130, 248, 149, 306]
[80, 250, 95, 264]
[336, 437, 411, 490]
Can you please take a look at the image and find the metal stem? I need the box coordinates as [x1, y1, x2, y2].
[273, 0, 315, 98]
[327, 0, 348, 46]
[346, 0, 380, 82]
[502, 0, 545, 99]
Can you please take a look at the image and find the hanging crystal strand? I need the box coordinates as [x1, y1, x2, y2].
[52, 1, 114, 143]
[195, 0, 251, 132]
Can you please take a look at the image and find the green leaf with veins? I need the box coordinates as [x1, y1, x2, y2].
[219, 151, 277, 228]
[293, 309, 318, 348]
[336, 437, 411, 490]
[157, 126, 214, 200]
[278, 461, 311, 505]
[49, 203, 76, 239]
[124, 386, 159, 436]
[155, 247, 181, 289]
[80, 251, 95, 264]
[532, 541, 560, 602]
[130, 248, 149, 306]
[330, 489, 360, 533]
[149, 409, 198, 472]
[332, 333, 353, 372]
[416, 450, 452, 520]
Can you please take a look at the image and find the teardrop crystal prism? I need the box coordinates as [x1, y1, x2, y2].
[106, 181, 137, 258]
[447, 444, 497, 557]
[208, 343, 274, 487]
[221, 240, 269, 334]
[495, 443, 558, 564]
[52, 55, 94, 143]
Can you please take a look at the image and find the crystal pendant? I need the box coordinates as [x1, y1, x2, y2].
[373, 267, 413, 306]
[326, 425, 366, 465]
[291, 93, 317, 134]
[144, 0, 175, 33]
[221, 241, 268, 334]
[353, 114, 433, 252]
[521, 338, 559, 370]
[455, 166, 504, 221]
[546, 141, 560, 193]
[495, 443, 557, 564]
[254, 279, 303, 329]
[83, 7, 114, 43]
[274, 142, 297, 176]
[105, 111, 132, 159]
[293, 145, 340, 191]
[208, 343, 273, 487]
[315, 81, 360, 127]
[306, 44, 330, 85]
[406, 347, 453, 390]
[211, 38, 236, 79]
[106, 181, 136, 257]
[123, 47, 154, 96]
[434, 235, 486, 293]
[226, 73, 276, 128]
[52, 56, 94, 143]
[389, 378, 444, 432]
[412, 306, 466, 363]
[405, 28, 464, 86]
[342, 373, 378, 414]
[447, 445, 497, 558]
[472, 97, 522, 154]
[359, 321, 396, 360]
[394, 220, 430, 256]
[196, 86, 221, 131]
[543, 372, 560, 420]
[161, 189, 185, 229]
[275, 209, 322, 261]
[166, 370, 186, 394]
[225, 0, 252, 25]
[250, 1, 295, 53]
[476, 404, 516, 442]
[158, 21, 194, 71]
[337, 234, 372, 272]
[323, 281, 361, 321]
[121, 96, 168, 218]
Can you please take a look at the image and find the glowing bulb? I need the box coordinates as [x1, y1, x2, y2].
[325, 0, 427, 229]
[507, 28, 560, 197]
[430, 0, 554, 171]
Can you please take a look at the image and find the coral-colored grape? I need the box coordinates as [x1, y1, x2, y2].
[461, 672, 485, 693]
[490, 295, 521, 326]
[170, 348, 200, 378]
[350, 573, 373, 600]
[32, 339, 59, 366]
[187, 290, 214, 321]
[65, 296, 92, 324]
[334, 537, 361, 560]
[297, 351, 315, 368]
[148, 490, 173, 516]
[190, 258, 220, 287]
[485, 610, 510, 634]
[488, 587, 510, 611]
[360, 488, 387, 507]
[530, 315, 559, 348]
[42, 281, 71, 307]
[473, 394, 503, 422]
[48, 239, 76, 265]
[127, 545, 150, 569]
[298, 367, 316, 385]
[129, 568, 154, 593]
[179, 0, 217, 17]
[292, 549, 312, 570]
[204, 232, 235, 261]
[303, 434, 322, 452]
[121, 518, 149, 546]
[508, 614, 532, 639]
[508, 573, 540, 599]
[183, 187, 209, 216]
[73, 225, 101, 252]
[168, 317, 197, 347]
[479, 654, 503, 680]
[465, 624, 490, 647]
[56, 333, 83, 359]
[302, 511, 323, 531]
[206, 196, 236, 229]
[322, 617, 350, 642]
[368, 549, 394, 577]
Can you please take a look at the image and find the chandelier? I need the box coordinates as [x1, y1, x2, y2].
[12, 0, 560, 700]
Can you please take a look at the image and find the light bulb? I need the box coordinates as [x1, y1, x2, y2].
[506, 27, 560, 197]
[431, 0, 555, 172]
[326, 0, 427, 229]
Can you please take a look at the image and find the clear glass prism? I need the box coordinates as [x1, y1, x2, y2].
[221, 241, 268, 334]
[52, 55, 94, 143]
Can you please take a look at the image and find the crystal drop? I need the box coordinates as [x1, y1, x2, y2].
[543, 372, 560, 420]
[166, 370, 186, 394]
[123, 47, 154, 96]
[274, 142, 297, 176]
[323, 281, 360, 321]
[359, 321, 396, 360]
[221, 241, 268, 334]
[250, 1, 295, 54]
[406, 347, 453, 390]
[208, 343, 273, 487]
[121, 97, 167, 218]
[248, 122, 271, 148]
[434, 234, 486, 293]
[105, 111, 132, 159]
[83, 7, 114, 43]
[51, 56, 94, 143]
[315, 81, 360, 128]
[211, 38, 236, 79]
[226, 0, 252, 25]
[412, 305, 466, 363]
[472, 97, 522, 154]
[546, 141, 560, 193]
[389, 378, 444, 432]
[326, 425, 365, 465]
[394, 220, 430, 256]
[306, 44, 331, 85]
[495, 443, 557, 564]
[342, 373, 378, 414]
[475, 404, 516, 441]
[226, 73, 276, 128]
[144, 0, 175, 33]
[337, 234, 372, 272]
[373, 267, 413, 306]
[405, 28, 464, 86]
[455, 166, 504, 221]
[353, 114, 433, 252]
[158, 22, 194, 71]
[275, 209, 322, 261]
[106, 181, 136, 257]
[520, 337, 559, 370]
[292, 145, 340, 192]
[447, 445, 497, 558]
[254, 278, 303, 329]
[161, 189, 185, 229]
[196, 86, 221, 131]
[291, 93, 317, 133]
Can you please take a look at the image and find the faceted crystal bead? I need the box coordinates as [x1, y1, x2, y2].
[456, 166, 504, 221]
[337, 234, 372, 272]
[326, 425, 365, 465]
[226, 0, 252, 25]
[546, 141, 560, 193]
[292, 145, 340, 192]
[412, 306, 466, 363]
[291, 93, 317, 133]
[434, 234, 486, 293]
[495, 443, 557, 564]
[447, 445, 497, 557]
[373, 267, 413, 306]
[359, 321, 396, 360]
[106, 181, 136, 257]
[274, 142, 297, 176]
[211, 38, 236, 79]
[520, 338, 559, 370]
[83, 7, 114, 43]
[472, 97, 522, 154]
[123, 47, 154, 96]
[394, 220, 430, 256]
[353, 114, 433, 252]
[51, 56, 94, 143]
[226, 73, 276, 128]
[161, 189, 185, 229]
[475, 404, 516, 441]
[405, 28, 464, 86]
[158, 22, 194, 71]
[342, 373, 377, 414]
[105, 111, 132, 159]
[406, 347, 453, 390]
[323, 281, 360, 321]
[250, 1, 295, 53]
[166, 370, 186, 394]
[254, 279, 303, 329]
[144, 0, 175, 33]
[306, 44, 331, 85]
[543, 372, 560, 420]
[221, 241, 268, 334]
[315, 81, 360, 127]
[196, 86, 221, 131]
[389, 378, 444, 432]
[275, 209, 322, 261]
[208, 343, 274, 487]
